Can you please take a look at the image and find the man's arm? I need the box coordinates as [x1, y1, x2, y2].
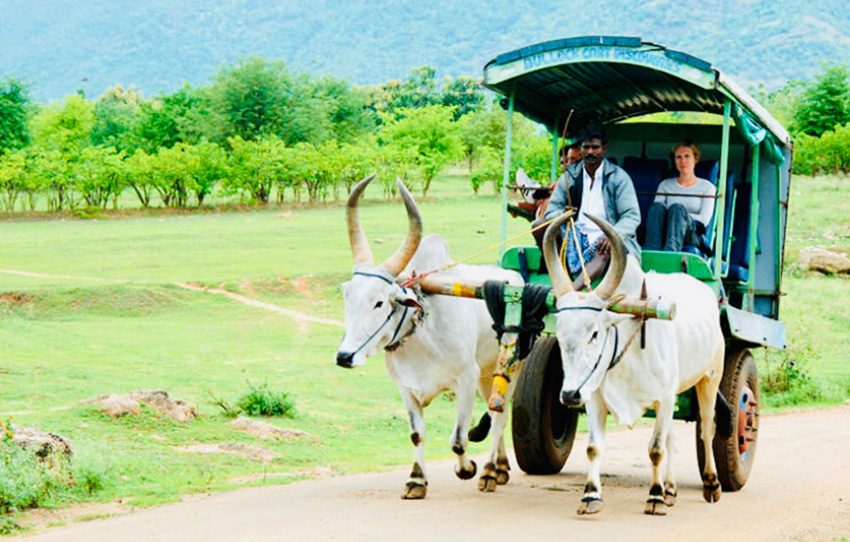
[612, 170, 641, 239]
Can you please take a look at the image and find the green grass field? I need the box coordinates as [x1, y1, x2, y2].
[1, 170, 848, 517]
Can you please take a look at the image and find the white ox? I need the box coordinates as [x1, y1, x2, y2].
[542, 212, 725, 515]
[336, 175, 523, 499]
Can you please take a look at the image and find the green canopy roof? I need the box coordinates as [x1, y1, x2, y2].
[483, 36, 791, 149]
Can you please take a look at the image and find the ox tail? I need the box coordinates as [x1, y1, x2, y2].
[714, 391, 733, 439]
[468, 411, 492, 442]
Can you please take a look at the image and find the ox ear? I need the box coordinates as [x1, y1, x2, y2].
[391, 289, 424, 311]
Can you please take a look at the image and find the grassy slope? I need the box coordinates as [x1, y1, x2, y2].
[0, 171, 847, 510]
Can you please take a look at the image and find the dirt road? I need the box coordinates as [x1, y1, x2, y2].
[19, 406, 850, 542]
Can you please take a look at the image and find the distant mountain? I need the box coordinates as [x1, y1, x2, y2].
[2, 0, 849, 102]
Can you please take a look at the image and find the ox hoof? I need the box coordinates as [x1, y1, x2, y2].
[402, 481, 427, 500]
[644, 497, 667, 516]
[478, 474, 497, 492]
[577, 498, 604, 515]
[664, 483, 677, 507]
[702, 483, 721, 503]
[495, 468, 510, 486]
[702, 473, 721, 503]
[455, 460, 477, 480]
[643, 497, 667, 516]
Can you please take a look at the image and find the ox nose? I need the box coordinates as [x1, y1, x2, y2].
[336, 352, 355, 368]
[560, 389, 582, 406]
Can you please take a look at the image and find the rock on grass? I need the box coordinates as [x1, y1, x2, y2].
[230, 416, 309, 440]
[800, 246, 850, 275]
[83, 390, 197, 422]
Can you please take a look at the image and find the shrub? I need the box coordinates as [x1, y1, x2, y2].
[760, 348, 838, 407]
[0, 419, 62, 528]
[74, 464, 108, 495]
[236, 382, 297, 418]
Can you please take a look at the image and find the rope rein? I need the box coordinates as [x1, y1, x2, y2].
[349, 271, 421, 353]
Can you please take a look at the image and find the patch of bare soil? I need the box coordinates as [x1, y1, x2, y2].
[0, 291, 34, 304]
[229, 416, 310, 441]
[228, 466, 335, 485]
[289, 275, 315, 298]
[237, 279, 258, 299]
[15, 502, 131, 533]
[176, 443, 277, 464]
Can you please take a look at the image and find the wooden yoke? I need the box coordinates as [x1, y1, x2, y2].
[411, 274, 676, 412]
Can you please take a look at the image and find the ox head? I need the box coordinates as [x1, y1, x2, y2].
[543, 212, 629, 406]
[336, 174, 424, 369]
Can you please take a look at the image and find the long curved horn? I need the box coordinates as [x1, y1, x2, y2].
[381, 178, 422, 276]
[584, 213, 627, 300]
[542, 211, 575, 297]
[346, 174, 377, 266]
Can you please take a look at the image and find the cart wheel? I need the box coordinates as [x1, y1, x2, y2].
[511, 336, 578, 474]
[697, 347, 759, 491]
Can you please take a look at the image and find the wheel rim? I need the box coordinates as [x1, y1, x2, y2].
[737, 383, 758, 459]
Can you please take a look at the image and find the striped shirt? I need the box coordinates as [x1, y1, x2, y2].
[653, 177, 716, 226]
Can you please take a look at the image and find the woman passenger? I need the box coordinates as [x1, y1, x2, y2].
[644, 142, 716, 252]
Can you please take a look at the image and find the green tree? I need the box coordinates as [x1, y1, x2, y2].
[372, 142, 419, 198]
[369, 66, 441, 120]
[0, 150, 27, 211]
[182, 141, 227, 206]
[153, 144, 192, 207]
[71, 146, 126, 208]
[310, 77, 375, 143]
[30, 95, 95, 157]
[458, 105, 536, 173]
[756, 80, 805, 128]
[441, 75, 484, 120]
[133, 85, 213, 152]
[211, 58, 289, 141]
[0, 78, 31, 153]
[26, 149, 70, 211]
[91, 85, 142, 151]
[338, 139, 378, 194]
[224, 136, 286, 204]
[794, 64, 850, 136]
[380, 105, 461, 196]
[126, 150, 158, 208]
[209, 58, 325, 146]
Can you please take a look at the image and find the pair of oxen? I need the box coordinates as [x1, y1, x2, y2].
[336, 176, 725, 516]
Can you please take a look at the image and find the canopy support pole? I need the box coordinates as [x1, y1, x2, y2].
[714, 99, 731, 280]
[745, 142, 761, 312]
[499, 91, 515, 258]
[550, 128, 559, 184]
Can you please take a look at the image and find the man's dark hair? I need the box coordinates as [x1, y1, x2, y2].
[558, 141, 581, 157]
[577, 125, 608, 146]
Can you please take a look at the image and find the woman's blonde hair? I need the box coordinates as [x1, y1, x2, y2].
[673, 142, 701, 162]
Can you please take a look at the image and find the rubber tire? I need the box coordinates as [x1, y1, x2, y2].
[696, 346, 759, 492]
[511, 336, 579, 474]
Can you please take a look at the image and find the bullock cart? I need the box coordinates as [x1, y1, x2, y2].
[435, 37, 790, 492]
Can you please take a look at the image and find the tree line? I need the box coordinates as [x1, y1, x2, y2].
[0, 60, 558, 212]
[757, 64, 850, 175]
[1, 59, 847, 213]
